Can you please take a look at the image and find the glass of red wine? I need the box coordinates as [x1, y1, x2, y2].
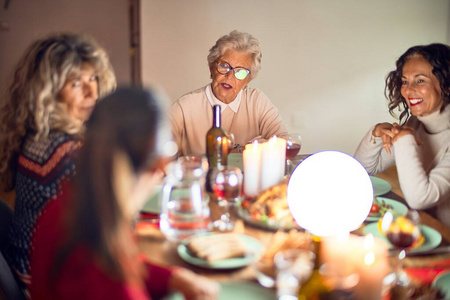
[381, 210, 421, 286]
[209, 166, 243, 231]
[279, 133, 302, 175]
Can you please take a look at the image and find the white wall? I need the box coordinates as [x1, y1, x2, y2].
[141, 0, 449, 155]
[0, 0, 130, 94]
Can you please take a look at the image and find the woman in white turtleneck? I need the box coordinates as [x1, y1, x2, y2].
[354, 43, 450, 227]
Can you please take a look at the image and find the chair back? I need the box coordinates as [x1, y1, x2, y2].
[0, 198, 25, 300]
[0, 198, 13, 247]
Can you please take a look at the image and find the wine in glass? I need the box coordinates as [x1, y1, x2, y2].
[209, 166, 243, 231]
[381, 210, 421, 286]
[279, 133, 302, 175]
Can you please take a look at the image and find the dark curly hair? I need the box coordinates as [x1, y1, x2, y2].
[385, 43, 450, 124]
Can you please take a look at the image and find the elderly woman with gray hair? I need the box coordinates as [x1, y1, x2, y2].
[170, 30, 288, 156]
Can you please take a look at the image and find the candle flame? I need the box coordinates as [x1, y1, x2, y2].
[364, 234, 374, 250]
[364, 251, 375, 266]
[269, 135, 277, 145]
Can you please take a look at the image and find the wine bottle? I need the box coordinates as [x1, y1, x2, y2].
[298, 237, 330, 300]
[205, 105, 230, 192]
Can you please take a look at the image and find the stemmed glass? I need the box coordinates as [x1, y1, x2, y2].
[279, 133, 302, 175]
[381, 210, 421, 286]
[209, 166, 243, 231]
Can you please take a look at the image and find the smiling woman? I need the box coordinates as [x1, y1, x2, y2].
[169, 30, 288, 156]
[354, 43, 450, 228]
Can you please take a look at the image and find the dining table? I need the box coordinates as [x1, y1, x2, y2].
[136, 157, 450, 299]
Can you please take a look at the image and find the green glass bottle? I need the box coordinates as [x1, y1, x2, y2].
[205, 105, 230, 191]
[298, 237, 330, 300]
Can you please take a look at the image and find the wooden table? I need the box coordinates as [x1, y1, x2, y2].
[137, 165, 450, 296]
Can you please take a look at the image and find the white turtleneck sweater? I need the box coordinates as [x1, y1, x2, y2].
[354, 104, 450, 227]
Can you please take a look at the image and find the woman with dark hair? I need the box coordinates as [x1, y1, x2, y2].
[355, 43, 450, 227]
[0, 32, 116, 292]
[30, 87, 219, 299]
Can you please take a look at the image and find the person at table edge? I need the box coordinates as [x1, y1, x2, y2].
[170, 30, 288, 156]
[354, 43, 450, 228]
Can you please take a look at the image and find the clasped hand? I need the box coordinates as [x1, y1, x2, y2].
[373, 122, 421, 154]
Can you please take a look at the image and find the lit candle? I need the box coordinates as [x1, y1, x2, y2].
[322, 234, 389, 299]
[243, 141, 262, 197]
[260, 136, 286, 191]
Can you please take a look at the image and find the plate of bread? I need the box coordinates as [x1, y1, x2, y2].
[177, 232, 264, 269]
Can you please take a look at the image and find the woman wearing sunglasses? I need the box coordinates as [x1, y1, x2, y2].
[170, 30, 288, 156]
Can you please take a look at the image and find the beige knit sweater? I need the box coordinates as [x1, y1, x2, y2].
[170, 85, 288, 156]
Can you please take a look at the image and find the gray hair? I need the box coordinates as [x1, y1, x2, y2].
[207, 30, 262, 80]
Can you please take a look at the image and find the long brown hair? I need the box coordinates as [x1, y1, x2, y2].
[52, 87, 170, 285]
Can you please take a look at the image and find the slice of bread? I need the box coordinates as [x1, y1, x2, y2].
[187, 233, 247, 262]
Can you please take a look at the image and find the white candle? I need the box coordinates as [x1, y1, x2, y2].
[243, 141, 262, 197]
[260, 136, 286, 191]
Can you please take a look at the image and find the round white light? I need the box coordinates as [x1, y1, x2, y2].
[287, 151, 373, 237]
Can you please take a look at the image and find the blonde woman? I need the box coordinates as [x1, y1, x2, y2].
[0, 32, 116, 293]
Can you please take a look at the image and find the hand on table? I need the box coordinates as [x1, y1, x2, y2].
[169, 268, 220, 300]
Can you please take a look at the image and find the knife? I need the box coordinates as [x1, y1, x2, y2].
[388, 245, 450, 257]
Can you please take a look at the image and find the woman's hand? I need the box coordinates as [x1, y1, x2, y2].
[381, 123, 421, 146]
[373, 123, 394, 154]
[169, 268, 220, 300]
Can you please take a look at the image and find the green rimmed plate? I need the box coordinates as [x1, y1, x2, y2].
[365, 197, 408, 222]
[363, 224, 442, 253]
[432, 271, 450, 299]
[177, 233, 265, 269]
[141, 185, 162, 213]
[370, 176, 392, 196]
[163, 281, 276, 300]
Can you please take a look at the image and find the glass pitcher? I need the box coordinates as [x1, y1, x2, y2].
[160, 156, 210, 242]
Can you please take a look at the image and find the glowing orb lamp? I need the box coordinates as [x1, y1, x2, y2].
[287, 151, 373, 237]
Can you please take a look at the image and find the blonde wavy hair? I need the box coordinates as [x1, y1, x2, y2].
[0, 32, 116, 191]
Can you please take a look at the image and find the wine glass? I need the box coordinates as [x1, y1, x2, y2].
[209, 166, 243, 231]
[381, 210, 421, 286]
[279, 133, 302, 175]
